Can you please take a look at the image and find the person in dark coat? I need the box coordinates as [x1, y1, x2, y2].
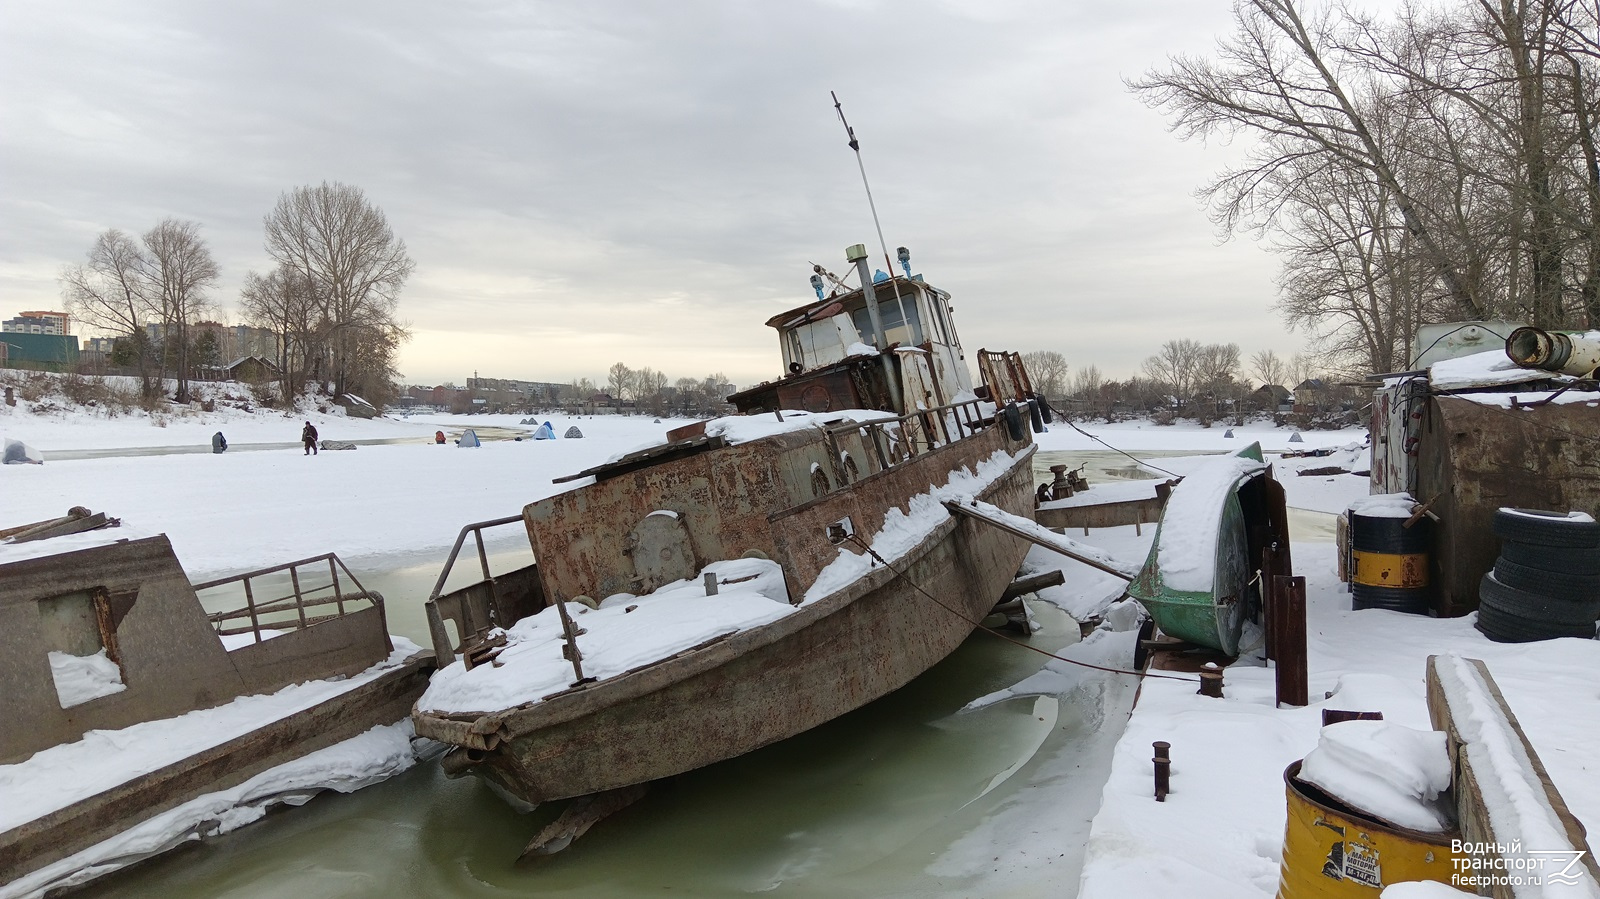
[302, 421, 319, 455]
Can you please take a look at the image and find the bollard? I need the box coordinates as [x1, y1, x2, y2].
[1049, 464, 1073, 500]
[704, 572, 719, 596]
[1153, 741, 1171, 801]
[1198, 662, 1224, 698]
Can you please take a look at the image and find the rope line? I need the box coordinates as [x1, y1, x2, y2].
[1059, 419, 1185, 479]
[843, 534, 1200, 684]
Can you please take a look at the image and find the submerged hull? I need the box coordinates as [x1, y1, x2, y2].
[414, 428, 1036, 804]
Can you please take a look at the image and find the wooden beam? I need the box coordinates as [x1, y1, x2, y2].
[1426, 655, 1600, 896]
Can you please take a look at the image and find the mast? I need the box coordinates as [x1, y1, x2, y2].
[831, 92, 920, 347]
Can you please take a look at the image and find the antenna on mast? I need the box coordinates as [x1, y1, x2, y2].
[831, 92, 919, 346]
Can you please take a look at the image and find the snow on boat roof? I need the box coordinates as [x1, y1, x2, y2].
[1155, 450, 1268, 594]
[705, 408, 898, 445]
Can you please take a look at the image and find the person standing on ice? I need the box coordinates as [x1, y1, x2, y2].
[302, 421, 319, 456]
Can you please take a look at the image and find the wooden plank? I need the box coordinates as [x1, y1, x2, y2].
[1425, 655, 1600, 897]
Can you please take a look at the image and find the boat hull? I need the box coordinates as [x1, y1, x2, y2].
[415, 436, 1036, 804]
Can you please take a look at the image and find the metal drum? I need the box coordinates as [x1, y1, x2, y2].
[1350, 511, 1432, 614]
[1277, 761, 1460, 898]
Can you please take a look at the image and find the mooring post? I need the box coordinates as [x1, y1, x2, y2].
[1153, 741, 1171, 801]
[1273, 575, 1308, 707]
[1198, 662, 1224, 698]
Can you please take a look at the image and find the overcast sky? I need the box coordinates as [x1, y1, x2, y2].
[0, 1, 1299, 388]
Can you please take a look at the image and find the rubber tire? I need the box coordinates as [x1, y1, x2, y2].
[1491, 508, 1600, 549]
[1479, 572, 1600, 628]
[1498, 542, 1600, 575]
[1493, 557, 1600, 600]
[1475, 602, 1595, 643]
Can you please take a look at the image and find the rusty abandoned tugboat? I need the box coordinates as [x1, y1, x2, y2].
[411, 245, 1046, 844]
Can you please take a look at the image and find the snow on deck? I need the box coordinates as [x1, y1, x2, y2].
[1038, 478, 1165, 511]
[0, 637, 422, 833]
[802, 449, 1024, 603]
[417, 558, 794, 715]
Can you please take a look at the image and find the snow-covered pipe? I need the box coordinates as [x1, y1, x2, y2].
[1505, 326, 1600, 376]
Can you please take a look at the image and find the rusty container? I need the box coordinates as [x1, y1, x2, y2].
[1277, 761, 1460, 897]
[1350, 512, 1431, 615]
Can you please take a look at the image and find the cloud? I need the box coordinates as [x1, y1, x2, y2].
[0, 0, 1298, 387]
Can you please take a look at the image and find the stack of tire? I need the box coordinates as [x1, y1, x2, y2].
[1477, 508, 1600, 643]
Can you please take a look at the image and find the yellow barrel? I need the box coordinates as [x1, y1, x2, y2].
[1278, 761, 1461, 897]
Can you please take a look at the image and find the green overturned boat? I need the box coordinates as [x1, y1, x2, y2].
[1128, 442, 1288, 655]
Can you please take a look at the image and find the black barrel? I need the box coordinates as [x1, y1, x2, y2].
[1350, 511, 1432, 614]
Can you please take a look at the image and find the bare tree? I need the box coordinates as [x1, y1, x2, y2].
[1071, 363, 1104, 399]
[1250, 349, 1290, 387]
[1020, 350, 1069, 402]
[263, 182, 414, 400]
[1130, 0, 1483, 320]
[1142, 338, 1203, 406]
[141, 219, 218, 402]
[60, 229, 157, 395]
[606, 362, 633, 408]
[241, 265, 321, 401]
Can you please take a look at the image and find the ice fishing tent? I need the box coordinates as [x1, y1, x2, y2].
[3, 438, 42, 464]
[564, 426, 584, 438]
[458, 429, 481, 448]
[533, 422, 556, 440]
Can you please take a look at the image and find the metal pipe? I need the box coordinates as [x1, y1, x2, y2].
[849, 246, 904, 414]
[1506, 326, 1600, 376]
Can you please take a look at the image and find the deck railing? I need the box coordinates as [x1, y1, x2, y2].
[195, 553, 385, 644]
[819, 398, 992, 479]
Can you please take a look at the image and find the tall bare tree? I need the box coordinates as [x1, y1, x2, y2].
[141, 219, 218, 402]
[60, 229, 157, 395]
[241, 264, 322, 401]
[263, 182, 414, 401]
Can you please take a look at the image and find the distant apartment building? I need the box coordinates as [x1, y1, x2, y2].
[3, 311, 70, 335]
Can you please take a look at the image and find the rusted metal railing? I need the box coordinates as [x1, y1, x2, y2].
[195, 553, 384, 645]
[423, 514, 528, 667]
[820, 398, 992, 482]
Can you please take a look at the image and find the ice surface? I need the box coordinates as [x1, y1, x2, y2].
[1297, 719, 1452, 832]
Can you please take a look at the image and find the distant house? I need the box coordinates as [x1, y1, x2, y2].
[224, 355, 280, 383]
[1292, 378, 1329, 413]
[1252, 384, 1293, 413]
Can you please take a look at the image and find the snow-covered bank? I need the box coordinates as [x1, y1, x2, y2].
[1, 414, 698, 578]
[1074, 543, 1600, 899]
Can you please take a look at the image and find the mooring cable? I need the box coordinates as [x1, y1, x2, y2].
[843, 534, 1201, 683]
[1058, 419, 1185, 479]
